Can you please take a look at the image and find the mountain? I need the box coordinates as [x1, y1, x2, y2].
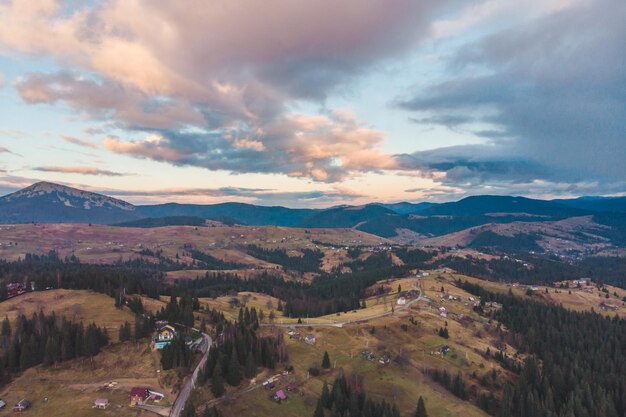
[554, 196, 626, 212]
[374, 201, 437, 214]
[297, 204, 398, 228]
[112, 216, 210, 228]
[1, 183, 622, 248]
[136, 202, 314, 227]
[421, 195, 589, 218]
[0, 182, 139, 224]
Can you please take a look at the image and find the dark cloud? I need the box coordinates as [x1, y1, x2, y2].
[398, 0, 626, 194]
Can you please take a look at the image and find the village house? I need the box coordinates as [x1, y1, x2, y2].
[439, 306, 448, 317]
[0, 399, 5, 409]
[274, 390, 287, 402]
[263, 378, 275, 390]
[6, 283, 24, 298]
[13, 399, 31, 412]
[154, 324, 177, 350]
[157, 325, 176, 341]
[129, 388, 150, 407]
[396, 296, 407, 305]
[93, 398, 109, 409]
[304, 334, 316, 345]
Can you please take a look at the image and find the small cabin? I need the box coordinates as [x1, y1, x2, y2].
[274, 390, 287, 402]
[304, 335, 316, 345]
[94, 398, 109, 409]
[396, 297, 407, 305]
[13, 399, 31, 412]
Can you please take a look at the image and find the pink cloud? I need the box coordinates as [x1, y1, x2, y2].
[2, 0, 447, 182]
[103, 135, 184, 163]
[32, 165, 130, 176]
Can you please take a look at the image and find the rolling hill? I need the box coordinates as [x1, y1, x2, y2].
[136, 202, 314, 226]
[554, 196, 626, 212]
[1, 183, 624, 252]
[420, 195, 589, 218]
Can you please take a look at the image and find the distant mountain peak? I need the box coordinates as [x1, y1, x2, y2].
[1, 181, 135, 211]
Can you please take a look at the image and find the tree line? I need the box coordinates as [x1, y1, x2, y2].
[0, 312, 109, 388]
[246, 245, 324, 273]
[312, 374, 417, 417]
[198, 307, 287, 398]
[458, 280, 626, 417]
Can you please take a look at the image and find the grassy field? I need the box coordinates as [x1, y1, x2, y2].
[213, 306, 501, 417]
[428, 271, 626, 317]
[0, 342, 170, 417]
[0, 290, 136, 342]
[0, 224, 387, 266]
[193, 271, 528, 417]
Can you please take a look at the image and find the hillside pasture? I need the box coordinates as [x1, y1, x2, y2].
[0, 289, 135, 341]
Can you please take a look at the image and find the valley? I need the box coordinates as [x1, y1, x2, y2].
[0, 183, 624, 417]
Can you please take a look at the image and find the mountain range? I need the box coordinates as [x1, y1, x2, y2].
[1, 182, 625, 250]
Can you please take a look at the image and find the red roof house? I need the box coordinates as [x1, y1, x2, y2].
[274, 390, 287, 402]
[130, 388, 150, 406]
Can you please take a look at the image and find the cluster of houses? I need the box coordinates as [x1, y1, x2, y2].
[286, 329, 316, 345]
[262, 375, 298, 404]
[599, 302, 620, 312]
[6, 282, 25, 298]
[0, 398, 32, 412]
[360, 350, 391, 365]
[396, 289, 420, 306]
[553, 278, 593, 288]
[430, 345, 450, 357]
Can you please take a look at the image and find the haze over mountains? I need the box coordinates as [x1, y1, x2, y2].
[1, 182, 625, 252]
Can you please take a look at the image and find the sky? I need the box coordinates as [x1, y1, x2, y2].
[0, 0, 624, 207]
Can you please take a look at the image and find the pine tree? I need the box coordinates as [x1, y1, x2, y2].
[321, 351, 331, 369]
[415, 396, 427, 417]
[1, 316, 11, 337]
[226, 349, 241, 386]
[313, 399, 325, 417]
[321, 380, 332, 409]
[211, 360, 225, 398]
[244, 351, 256, 379]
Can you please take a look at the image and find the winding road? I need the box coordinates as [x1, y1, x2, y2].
[147, 278, 426, 415]
[170, 331, 212, 417]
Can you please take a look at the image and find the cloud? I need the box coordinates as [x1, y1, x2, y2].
[398, 0, 626, 194]
[103, 111, 398, 182]
[32, 166, 131, 176]
[60, 135, 98, 149]
[0, 72, 4, 88]
[84, 184, 367, 207]
[2, 0, 448, 182]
